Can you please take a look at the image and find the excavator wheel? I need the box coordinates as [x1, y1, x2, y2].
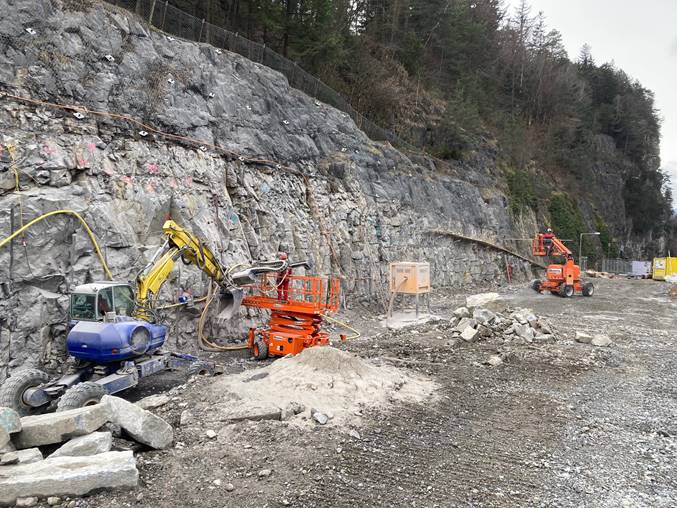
[186, 361, 215, 379]
[252, 337, 269, 360]
[57, 382, 106, 412]
[531, 280, 542, 292]
[582, 282, 594, 297]
[559, 284, 574, 298]
[0, 369, 50, 416]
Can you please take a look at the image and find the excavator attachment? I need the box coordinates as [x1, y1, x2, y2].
[216, 288, 244, 320]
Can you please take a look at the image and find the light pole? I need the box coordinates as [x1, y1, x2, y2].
[579, 231, 601, 259]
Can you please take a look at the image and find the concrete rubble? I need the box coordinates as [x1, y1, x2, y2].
[0, 451, 138, 505]
[0, 448, 42, 465]
[102, 395, 173, 450]
[447, 305, 556, 344]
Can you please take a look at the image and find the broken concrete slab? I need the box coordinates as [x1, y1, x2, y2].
[50, 431, 112, 458]
[455, 317, 476, 333]
[591, 334, 612, 347]
[575, 331, 593, 344]
[453, 306, 470, 318]
[0, 447, 42, 465]
[0, 407, 21, 435]
[13, 403, 111, 449]
[466, 292, 500, 308]
[0, 451, 138, 505]
[514, 323, 534, 342]
[135, 394, 170, 411]
[472, 308, 496, 325]
[461, 327, 479, 342]
[102, 395, 173, 450]
[218, 405, 282, 423]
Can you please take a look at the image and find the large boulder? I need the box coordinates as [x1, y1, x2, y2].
[466, 292, 500, 309]
[102, 395, 173, 450]
[50, 431, 112, 458]
[0, 451, 138, 505]
[13, 404, 110, 449]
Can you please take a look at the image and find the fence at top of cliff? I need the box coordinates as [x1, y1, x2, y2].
[105, 0, 419, 151]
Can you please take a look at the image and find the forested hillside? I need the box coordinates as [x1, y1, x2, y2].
[162, 0, 672, 256]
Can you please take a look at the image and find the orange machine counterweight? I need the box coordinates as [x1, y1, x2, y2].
[243, 274, 342, 359]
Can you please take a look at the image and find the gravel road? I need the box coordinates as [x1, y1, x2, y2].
[85, 278, 676, 508]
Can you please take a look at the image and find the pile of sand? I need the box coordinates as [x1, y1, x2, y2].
[208, 346, 437, 424]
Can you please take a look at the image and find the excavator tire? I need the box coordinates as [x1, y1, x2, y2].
[252, 337, 269, 360]
[56, 382, 106, 412]
[582, 282, 594, 297]
[0, 369, 50, 416]
[559, 284, 574, 298]
[531, 280, 542, 292]
[186, 361, 215, 379]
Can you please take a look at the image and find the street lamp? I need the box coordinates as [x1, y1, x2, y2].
[579, 231, 601, 259]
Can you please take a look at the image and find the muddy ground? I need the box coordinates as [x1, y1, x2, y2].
[75, 278, 677, 507]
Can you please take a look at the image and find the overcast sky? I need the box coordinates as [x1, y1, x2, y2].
[505, 0, 677, 205]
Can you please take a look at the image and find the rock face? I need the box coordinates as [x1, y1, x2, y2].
[102, 395, 173, 449]
[50, 431, 112, 458]
[0, 450, 138, 505]
[13, 404, 110, 448]
[0, 0, 535, 379]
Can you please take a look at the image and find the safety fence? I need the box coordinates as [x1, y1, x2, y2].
[105, 0, 417, 150]
[601, 258, 632, 274]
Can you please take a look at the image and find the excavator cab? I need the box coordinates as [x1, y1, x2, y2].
[69, 283, 136, 323]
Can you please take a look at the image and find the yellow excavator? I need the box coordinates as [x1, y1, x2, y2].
[0, 219, 286, 413]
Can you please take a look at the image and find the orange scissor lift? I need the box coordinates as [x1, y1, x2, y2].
[243, 273, 342, 359]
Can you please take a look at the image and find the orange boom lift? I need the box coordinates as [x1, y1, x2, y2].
[243, 272, 342, 359]
[531, 232, 594, 298]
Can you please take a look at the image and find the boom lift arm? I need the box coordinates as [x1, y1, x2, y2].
[532, 233, 573, 259]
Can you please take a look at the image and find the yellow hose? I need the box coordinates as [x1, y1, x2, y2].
[0, 209, 113, 280]
[323, 314, 361, 340]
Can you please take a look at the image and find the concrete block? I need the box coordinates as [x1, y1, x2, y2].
[591, 334, 612, 347]
[135, 394, 170, 411]
[472, 308, 496, 325]
[0, 451, 138, 505]
[461, 327, 479, 342]
[455, 318, 476, 333]
[13, 403, 111, 449]
[103, 395, 173, 450]
[50, 431, 112, 458]
[219, 405, 282, 422]
[575, 331, 593, 344]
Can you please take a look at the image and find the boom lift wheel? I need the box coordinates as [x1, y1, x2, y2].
[56, 382, 106, 412]
[531, 280, 542, 292]
[252, 337, 269, 360]
[559, 284, 574, 298]
[0, 369, 50, 416]
[582, 282, 594, 297]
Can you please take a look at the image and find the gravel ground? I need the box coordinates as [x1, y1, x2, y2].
[77, 278, 675, 508]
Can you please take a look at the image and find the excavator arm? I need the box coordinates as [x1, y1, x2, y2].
[135, 220, 230, 320]
[134, 220, 293, 321]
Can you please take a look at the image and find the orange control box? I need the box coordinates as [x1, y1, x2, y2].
[389, 262, 431, 294]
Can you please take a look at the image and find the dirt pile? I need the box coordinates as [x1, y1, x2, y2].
[208, 346, 437, 424]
